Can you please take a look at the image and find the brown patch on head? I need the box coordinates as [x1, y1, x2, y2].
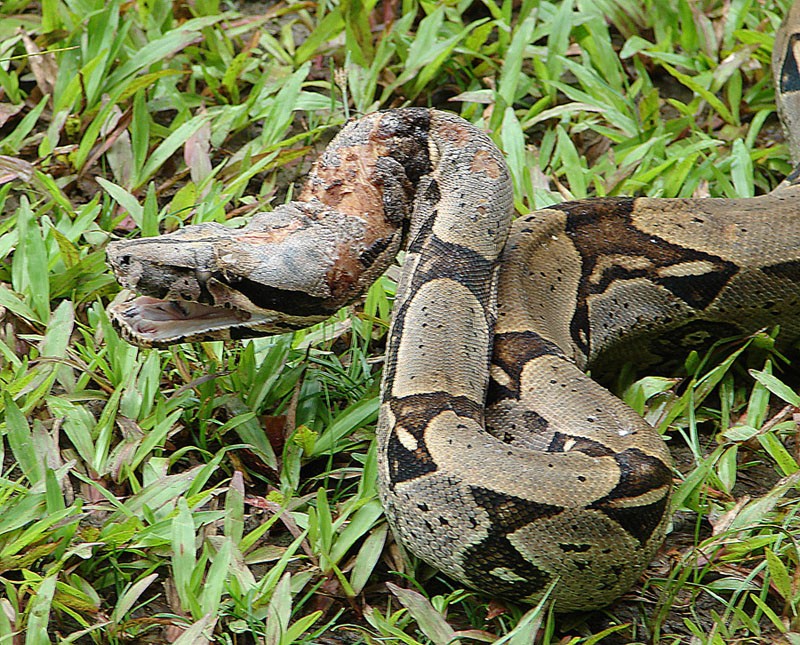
[439, 122, 471, 148]
[325, 241, 364, 304]
[302, 141, 387, 223]
[295, 109, 433, 271]
[235, 218, 305, 245]
[470, 148, 502, 178]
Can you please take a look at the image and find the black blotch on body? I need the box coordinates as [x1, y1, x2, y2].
[605, 448, 673, 501]
[523, 410, 549, 433]
[655, 271, 737, 310]
[359, 235, 395, 268]
[386, 429, 437, 485]
[383, 236, 497, 391]
[487, 331, 565, 403]
[781, 33, 800, 93]
[555, 197, 738, 355]
[423, 178, 441, 204]
[547, 432, 614, 458]
[386, 392, 483, 487]
[460, 487, 562, 597]
[590, 448, 672, 545]
[591, 497, 670, 547]
[405, 236, 495, 305]
[405, 205, 437, 254]
[763, 259, 800, 283]
[471, 487, 562, 532]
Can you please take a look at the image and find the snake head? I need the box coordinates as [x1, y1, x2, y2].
[105, 204, 385, 347]
[106, 223, 284, 347]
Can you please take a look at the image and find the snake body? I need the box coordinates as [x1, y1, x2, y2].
[107, 12, 800, 612]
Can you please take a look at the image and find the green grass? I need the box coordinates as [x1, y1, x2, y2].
[1, 0, 800, 642]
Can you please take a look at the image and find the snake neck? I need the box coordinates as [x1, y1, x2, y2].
[379, 111, 514, 416]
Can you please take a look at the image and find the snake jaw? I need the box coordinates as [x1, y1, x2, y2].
[107, 237, 272, 346]
[106, 290, 248, 347]
[106, 229, 337, 346]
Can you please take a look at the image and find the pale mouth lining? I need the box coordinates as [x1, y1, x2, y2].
[107, 291, 257, 344]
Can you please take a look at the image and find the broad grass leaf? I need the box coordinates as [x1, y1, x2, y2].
[172, 498, 197, 612]
[498, 14, 536, 106]
[24, 575, 56, 645]
[110, 573, 158, 623]
[386, 582, 456, 645]
[200, 537, 232, 616]
[764, 547, 792, 601]
[349, 523, 387, 595]
[310, 396, 379, 456]
[137, 114, 211, 189]
[749, 369, 800, 407]
[104, 15, 225, 90]
[330, 499, 383, 564]
[96, 177, 143, 228]
[4, 392, 44, 483]
[224, 471, 245, 543]
[172, 614, 216, 645]
[265, 571, 292, 644]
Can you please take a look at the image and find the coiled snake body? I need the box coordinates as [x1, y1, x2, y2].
[107, 11, 800, 612]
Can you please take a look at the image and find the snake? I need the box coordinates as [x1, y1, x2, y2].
[106, 8, 800, 612]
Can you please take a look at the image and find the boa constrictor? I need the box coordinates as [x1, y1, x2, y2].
[107, 10, 800, 612]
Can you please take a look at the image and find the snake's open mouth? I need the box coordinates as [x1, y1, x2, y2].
[106, 234, 266, 346]
[106, 290, 262, 347]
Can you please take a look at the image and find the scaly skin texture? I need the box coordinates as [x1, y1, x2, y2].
[107, 10, 800, 609]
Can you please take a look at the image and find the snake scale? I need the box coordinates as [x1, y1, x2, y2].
[107, 8, 800, 612]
